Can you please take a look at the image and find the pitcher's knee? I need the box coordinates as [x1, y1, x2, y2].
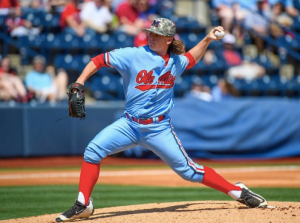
[177, 169, 204, 183]
[83, 144, 105, 164]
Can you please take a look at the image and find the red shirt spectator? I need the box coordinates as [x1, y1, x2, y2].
[0, 0, 19, 9]
[0, 0, 19, 15]
[116, 0, 139, 24]
[221, 33, 242, 66]
[59, 2, 81, 29]
[223, 51, 242, 66]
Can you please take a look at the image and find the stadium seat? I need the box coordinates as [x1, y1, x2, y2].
[156, 0, 175, 18]
[254, 55, 278, 75]
[62, 33, 85, 54]
[265, 75, 282, 96]
[172, 16, 205, 34]
[294, 0, 300, 9]
[180, 33, 205, 51]
[248, 78, 265, 96]
[42, 13, 60, 33]
[277, 35, 300, 50]
[0, 15, 7, 32]
[23, 11, 45, 27]
[291, 15, 300, 32]
[174, 76, 191, 97]
[89, 72, 120, 100]
[232, 78, 255, 96]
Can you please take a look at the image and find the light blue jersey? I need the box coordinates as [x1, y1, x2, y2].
[84, 45, 205, 184]
[104, 46, 189, 118]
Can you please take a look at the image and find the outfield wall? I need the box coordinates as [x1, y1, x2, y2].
[1, 97, 300, 159]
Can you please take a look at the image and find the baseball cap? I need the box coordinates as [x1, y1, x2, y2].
[142, 18, 176, 38]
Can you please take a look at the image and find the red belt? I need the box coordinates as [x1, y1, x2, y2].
[125, 113, 165, 125]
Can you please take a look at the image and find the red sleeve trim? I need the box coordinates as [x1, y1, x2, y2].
[91, 54, 109, 70]
[184, 52, 196, 70]
[104, 52, 116, 68]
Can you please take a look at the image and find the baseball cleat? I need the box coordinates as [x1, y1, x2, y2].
[55, 198, 94, 222]
[235, 182, 268, 208]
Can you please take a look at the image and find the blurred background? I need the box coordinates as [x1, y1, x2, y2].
[0, 0, 300, 160]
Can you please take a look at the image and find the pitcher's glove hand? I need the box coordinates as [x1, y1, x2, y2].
[67, 83, 85, 119]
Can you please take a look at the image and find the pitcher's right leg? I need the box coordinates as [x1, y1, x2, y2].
[56, 117, 138, 222]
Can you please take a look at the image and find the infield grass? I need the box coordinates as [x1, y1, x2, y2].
[0, 185, 299, 220]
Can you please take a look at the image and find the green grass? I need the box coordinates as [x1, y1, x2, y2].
[0, 185, 299, 220]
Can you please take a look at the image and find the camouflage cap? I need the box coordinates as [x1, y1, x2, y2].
[142, 18, 176, 38]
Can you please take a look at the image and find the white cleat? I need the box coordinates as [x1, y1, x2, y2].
[235, 182, 268, 208]
[56, 198, 94, 222]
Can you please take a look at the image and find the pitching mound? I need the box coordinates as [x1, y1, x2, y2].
[2, 201, 300, 223]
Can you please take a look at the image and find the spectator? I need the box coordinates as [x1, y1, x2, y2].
[24, 55, 68, 103]
[0, 57, 17, 75]
[211, 0, 235, 33]
[31, 0, 50, 11]
[0, 57, 28, 103]
[211, 0, 256, 34]
[220, 34, 266, 80]
[0, 0, 20, 16]
[116, 0, 154, 35]
[212, 78, 239, 101]
[135, 0, 156, 25]
[134, 31, 148, 47]
[202, 49, 217, 66]
[244, 0, 271, 35]
[188, 81, 213, 102]
[5, 8, 39, 37]
[270, 2, 293, 38]
[227, 58, 266, 80]
[20, 0, 49, 11]
[80, 0, 113, 33]
[268, 0, 298, 17]
[59, 0, 86, 36]
[243, 0, 272, 53]
[221, 34, 243, 66]
[49, 0, 66, 13]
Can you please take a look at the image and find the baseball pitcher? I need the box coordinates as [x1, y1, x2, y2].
[57, 18, 267, 222]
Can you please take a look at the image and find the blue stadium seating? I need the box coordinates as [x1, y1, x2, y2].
[0, 15, 7, 32]
[174, 75, 191, 97]
[294, 0, 300, 11]
[41, 13, 60, 33]
[180, 33, 206, 51]
[89, 70, 122, 100]
[171, 16, 205, 34]
[254, 55, 279, 75]
[1, 2, 299, 100]
[277, 35, 300, 50]
[23, 11, 45, 27]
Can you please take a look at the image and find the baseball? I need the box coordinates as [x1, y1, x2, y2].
[214, 30, 225, 39]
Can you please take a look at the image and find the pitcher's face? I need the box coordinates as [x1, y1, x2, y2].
[148, 32, 172, 55]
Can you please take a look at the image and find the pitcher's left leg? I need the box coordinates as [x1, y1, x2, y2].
[142, 122, 267, 208]
[142, 123, 205, 183]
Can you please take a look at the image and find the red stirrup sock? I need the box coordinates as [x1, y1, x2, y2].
[202, 166, 241, 194]
[78, 161, 100, 205]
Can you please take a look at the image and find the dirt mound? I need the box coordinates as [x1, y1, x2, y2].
[2, 201, 299, 223]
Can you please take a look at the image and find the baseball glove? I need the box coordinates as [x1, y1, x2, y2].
[67, 83, 85, 119]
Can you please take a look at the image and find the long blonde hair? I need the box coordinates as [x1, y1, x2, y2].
[169, 39, 185, 55]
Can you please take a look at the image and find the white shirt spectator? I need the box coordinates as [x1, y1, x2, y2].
[80, 1, 112, 28]
[190, 91, 213, 102]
